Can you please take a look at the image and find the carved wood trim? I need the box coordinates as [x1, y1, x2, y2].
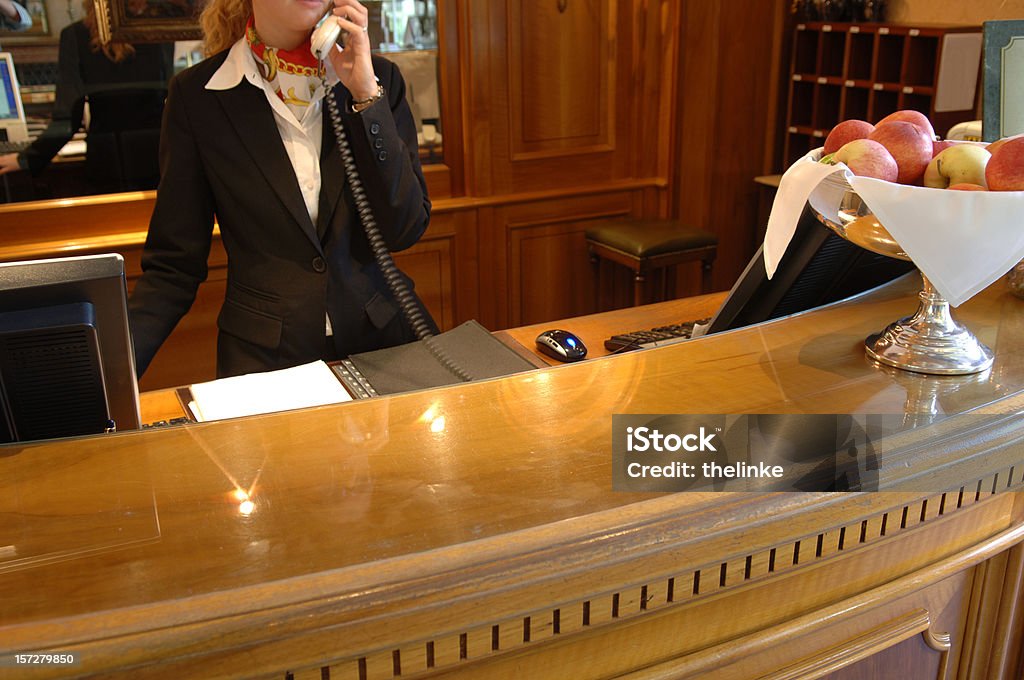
[989, 542, 1024, 679]
[923, 626, 952, 680]
[761, 609, 945, 680]
[281, 473, 1024, 680]
[960, 540, 1024, 679]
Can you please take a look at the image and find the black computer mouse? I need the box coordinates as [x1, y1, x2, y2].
[535, 329, 587, 362]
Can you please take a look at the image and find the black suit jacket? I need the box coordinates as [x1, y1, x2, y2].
[20, 22, 173, 192]
[128, 49, 434, 378]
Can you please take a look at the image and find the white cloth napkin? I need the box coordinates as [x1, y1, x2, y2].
[765, 148, 1024, 307]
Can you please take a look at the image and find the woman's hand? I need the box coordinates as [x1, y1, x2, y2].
[326, 0, 378, 101]
[0, 0, 22, 22]
[0, 153, 21, 176]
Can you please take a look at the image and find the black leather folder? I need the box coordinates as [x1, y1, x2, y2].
[331, 320, 544, 398]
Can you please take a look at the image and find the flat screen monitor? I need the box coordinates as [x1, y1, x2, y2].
[0, 254, 141, 443]
[0, 52, 28, 142]
[706, 207, 916, 334]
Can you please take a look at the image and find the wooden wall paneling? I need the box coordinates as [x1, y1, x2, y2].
[633, 0, 681, 183]
[436, 0, 463, 197]
[762, 1, 795, 176]
[703, 0, 783, 290]
[958, 541, 1024, 679]
[506, 0, 614, 160]
[423, 164, 453, 202]
[509, 220, 595, 326]
[673, 1, 720, 290]
[430, 0, 468, 199]
[996, 543, 1024, 678]
[503, 192, 635, 327]
[447, 208, 481, 326]
[673, 0, 789, 291]
[473, 205, 505, 330]
[461, 1, 497, 198]
[467, 0, 644, 195]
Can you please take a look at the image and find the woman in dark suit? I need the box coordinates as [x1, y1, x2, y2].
[0, 2, 173, 192]
[128, 0, 435, 378]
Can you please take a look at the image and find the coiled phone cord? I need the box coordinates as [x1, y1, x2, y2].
[322, 76, 474, 383]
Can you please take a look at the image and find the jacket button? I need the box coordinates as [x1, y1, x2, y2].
[312, 256, 327, 273]
[374, 138, 384, 149]
[377, 150, 388, 161]
[370, 122, 381, 134]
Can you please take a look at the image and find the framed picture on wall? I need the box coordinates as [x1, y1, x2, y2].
[983, 20, 1024, 141]
[93, 0, 203, 43]
[0, 0, 50, 39]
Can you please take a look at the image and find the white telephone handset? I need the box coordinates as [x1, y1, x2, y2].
[311, 11, 342, 60]
[312, 3, 440, 348]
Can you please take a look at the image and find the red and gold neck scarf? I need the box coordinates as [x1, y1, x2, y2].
[246, 17, 324, 117]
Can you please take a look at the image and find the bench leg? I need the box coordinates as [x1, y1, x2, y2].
[663, 267, 673, 301]
[634, 271, 646, 307]
[701, 259, 714, 294]
[590, 252, 602, 312]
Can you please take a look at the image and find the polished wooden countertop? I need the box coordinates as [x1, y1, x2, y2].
[2, 275, 1024, 678]
[495, 292, 726, 367]
[138, 292, 729, 424]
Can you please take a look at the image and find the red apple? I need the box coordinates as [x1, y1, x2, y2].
[988, 133, 1024, 156]
[933, 139, 955, 156]
[868, 121, 934, 184]
[878, 110, 936, 140]
[824, 119, 875, 155]
[833, 139, 899, 181]
[923, 145, 990, 189]
[948, 183, 986, 191]
[986, 137, 1024, 191]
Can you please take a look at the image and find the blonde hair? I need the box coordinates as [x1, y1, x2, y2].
[200, 0, 252, 57]
[83, 0, 136, 63]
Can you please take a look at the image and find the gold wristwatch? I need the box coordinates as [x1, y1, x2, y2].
[351, 83, 385, 113]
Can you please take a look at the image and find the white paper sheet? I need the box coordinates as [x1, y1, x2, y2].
[935, 33, 983, 114]
[189, 360, 352, 422]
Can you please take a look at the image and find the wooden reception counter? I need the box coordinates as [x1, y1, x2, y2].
[1, 276, 1023, 679]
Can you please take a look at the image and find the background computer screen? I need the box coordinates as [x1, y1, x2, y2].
[707, 207, 916, 334]
[0, 53, 22, 122]
[0, 254, 141, 443]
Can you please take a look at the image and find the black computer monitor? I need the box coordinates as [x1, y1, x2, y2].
[706, 207, 916, 334]
[0, 254, 141, 443]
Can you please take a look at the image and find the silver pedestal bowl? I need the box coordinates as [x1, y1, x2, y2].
[809, 173, 994, 375]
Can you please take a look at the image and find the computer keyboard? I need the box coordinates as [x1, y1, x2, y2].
[0, 140, 29, 154]
[604, 318, 711, 352]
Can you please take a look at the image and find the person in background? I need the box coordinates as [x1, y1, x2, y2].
[0, 0, 31, 32]
[0, 1, 173, 193]
[127, 0, 434, 378]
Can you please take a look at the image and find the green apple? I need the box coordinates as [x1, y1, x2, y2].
[923, 144, 991, 189]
